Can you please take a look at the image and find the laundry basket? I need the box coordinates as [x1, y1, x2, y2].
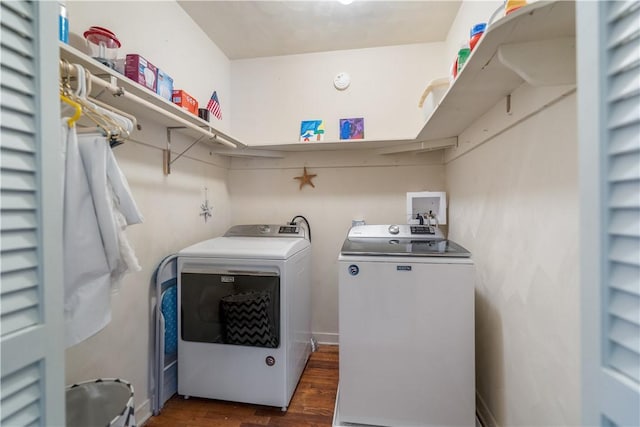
[66, 378, 136, 427]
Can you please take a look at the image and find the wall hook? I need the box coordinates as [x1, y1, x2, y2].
[200, 187, 213, 223]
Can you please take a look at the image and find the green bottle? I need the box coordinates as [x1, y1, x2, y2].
[457, 42, 471, 74]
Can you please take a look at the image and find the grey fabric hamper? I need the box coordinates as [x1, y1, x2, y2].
[66, 378, 136, 427]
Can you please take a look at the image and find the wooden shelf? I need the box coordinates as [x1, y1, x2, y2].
[59, 43, 245, 148]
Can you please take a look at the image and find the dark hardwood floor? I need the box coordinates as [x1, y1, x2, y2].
[143, 345, 339, 427]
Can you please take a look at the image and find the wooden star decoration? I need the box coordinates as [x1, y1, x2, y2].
[294, 167, 317, 190]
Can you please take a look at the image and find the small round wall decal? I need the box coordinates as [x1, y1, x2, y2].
[334, 72, 351, 90]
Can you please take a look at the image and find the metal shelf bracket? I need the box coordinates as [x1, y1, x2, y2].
[163, 127, 207, 175]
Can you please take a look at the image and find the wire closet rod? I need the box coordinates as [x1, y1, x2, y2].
[59, 60, 238, 149]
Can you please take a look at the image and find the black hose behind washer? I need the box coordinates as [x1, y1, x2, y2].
[289, 215, 311, 242]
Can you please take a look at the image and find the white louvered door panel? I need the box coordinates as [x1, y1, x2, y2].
[579, 1, 640, 426]
[605, 0, 640, 386]
[0, 1, 64, 426]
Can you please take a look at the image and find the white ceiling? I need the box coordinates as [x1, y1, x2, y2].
[178, 1, 462, 60]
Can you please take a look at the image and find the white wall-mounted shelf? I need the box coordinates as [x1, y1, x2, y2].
[59, 43, 245, 149]
[242, 137, 457, 154]
[251, 137, 417, 152]
[416, 0, 576, 142]
[60, 0, 575, 158]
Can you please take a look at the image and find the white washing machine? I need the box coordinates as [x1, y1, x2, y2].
[177, 224, 312, 410]
[335, 224, 475, 427]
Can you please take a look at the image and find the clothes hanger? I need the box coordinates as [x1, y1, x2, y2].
[60, 93, 82, 127]
[70, 64, 124, 142]
[59, 60, 82, 127]
[76, 66, 132, 144]
[59, 60, 134, 144]
[85, 71, 136, 143]
[88, 78, 139, 133]
[90, 95, 138, 132]
[68, 64, 111, 138]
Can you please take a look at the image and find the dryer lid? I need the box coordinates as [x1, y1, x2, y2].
[178, 236, 309, 260]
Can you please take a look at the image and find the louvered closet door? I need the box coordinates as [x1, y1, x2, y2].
[605, 0, 640, 389]
[579, 1, 640, 426]
[1, 1, 64, 426]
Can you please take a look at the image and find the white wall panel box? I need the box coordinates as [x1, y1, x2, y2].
[406, 191, 447, 225]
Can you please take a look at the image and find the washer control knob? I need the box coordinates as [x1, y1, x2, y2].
[388, 225, 400, 235]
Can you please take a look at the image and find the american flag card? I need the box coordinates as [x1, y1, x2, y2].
[206, 91, 222, 120]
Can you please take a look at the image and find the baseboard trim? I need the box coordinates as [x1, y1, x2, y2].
[136, 398, 152, 426]
[476, 391, 499, 427]
[313, 332, 339, 345]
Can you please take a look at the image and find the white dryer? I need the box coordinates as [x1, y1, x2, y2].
[335, 224, 475, 427]
[177, 224, 311, 410]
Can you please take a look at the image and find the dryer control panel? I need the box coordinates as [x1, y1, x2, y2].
[224, 224, 306, 238]
[278, 225, 300, 234]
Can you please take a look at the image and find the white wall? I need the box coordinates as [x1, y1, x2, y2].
[231, 42, 447, 144]
[65, 2, 233, 422]
[67, 0, 233, 134]
[446, 92, 580, 426]
[229, 150, 446, 341]
[442, 3, 581, 424]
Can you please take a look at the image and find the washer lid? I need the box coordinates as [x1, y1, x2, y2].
[341, 224, 470, 257]
[341, 238, 471, 257]
[179, 236, 309, 259]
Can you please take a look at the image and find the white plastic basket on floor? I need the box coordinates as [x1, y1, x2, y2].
[66, 378, 136, 427]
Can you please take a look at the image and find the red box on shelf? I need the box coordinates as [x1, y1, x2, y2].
[172, 90, 198, 115]
[124, 54, 157, 93]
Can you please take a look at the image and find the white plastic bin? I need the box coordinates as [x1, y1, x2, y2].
[418, 77, 450, 121]
[66, 379, 136, 427]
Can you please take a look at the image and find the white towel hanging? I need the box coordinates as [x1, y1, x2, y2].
[77, 132, 143, 289]
[61, 121, 112, 348]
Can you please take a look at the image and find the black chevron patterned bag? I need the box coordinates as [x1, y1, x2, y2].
[221, 291, 278, 348]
